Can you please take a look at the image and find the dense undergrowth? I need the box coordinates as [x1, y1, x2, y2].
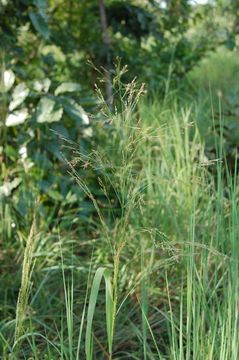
[1, 52, 239, 359]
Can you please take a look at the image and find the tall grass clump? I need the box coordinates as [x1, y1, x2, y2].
[64, 72, 210, 357]
[70, 77, 239, 358]
[67, 74, 148, 358]
[1, 69, 239, 359]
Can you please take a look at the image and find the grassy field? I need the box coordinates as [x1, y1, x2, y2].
[1, 51, 239, 359]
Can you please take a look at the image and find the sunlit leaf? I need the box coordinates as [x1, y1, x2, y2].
[0, 69, 15, 93]
[36, 97, 63, 123]
[0, 0, 8, 6]
[33, 78, 51, 93]
[6, 108, 28, 126]
[54, 82, 82, 96]
[41, 45, 65, 62]
[0, 178, 21, 199]
[9, 83, 29, 111]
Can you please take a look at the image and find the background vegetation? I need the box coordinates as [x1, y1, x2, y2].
[1, 0, 239, 358]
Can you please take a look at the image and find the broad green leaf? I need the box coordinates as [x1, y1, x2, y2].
[85, 267, 113, 360]
[36, 97, 63, 123]
[4, 144, 17, 159]
[54, 82, 82, 96]
[34, 0, 47, 8]
[34, 0, 47, 18]
[51, 123, 69, 138]
[60, 98, 89, 124]
[9, 83, 29, 111]
[29, 11, 50, 40]
[0, 70, 15, 92]
[33, 78, 51, 93]
[6, 108, 28, 126]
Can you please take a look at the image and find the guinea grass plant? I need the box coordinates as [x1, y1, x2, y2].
[1, 75, 239, 358]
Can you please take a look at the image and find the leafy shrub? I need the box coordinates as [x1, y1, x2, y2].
[187, 48, 239, 172]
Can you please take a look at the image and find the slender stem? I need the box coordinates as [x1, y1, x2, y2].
[98, 0, 113, 108]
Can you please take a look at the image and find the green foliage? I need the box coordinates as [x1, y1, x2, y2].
[104, 0, 213, 90]
[187, 48, 239, 172]
[2, 82, 239, 358]
[1, 1, 239, 359]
